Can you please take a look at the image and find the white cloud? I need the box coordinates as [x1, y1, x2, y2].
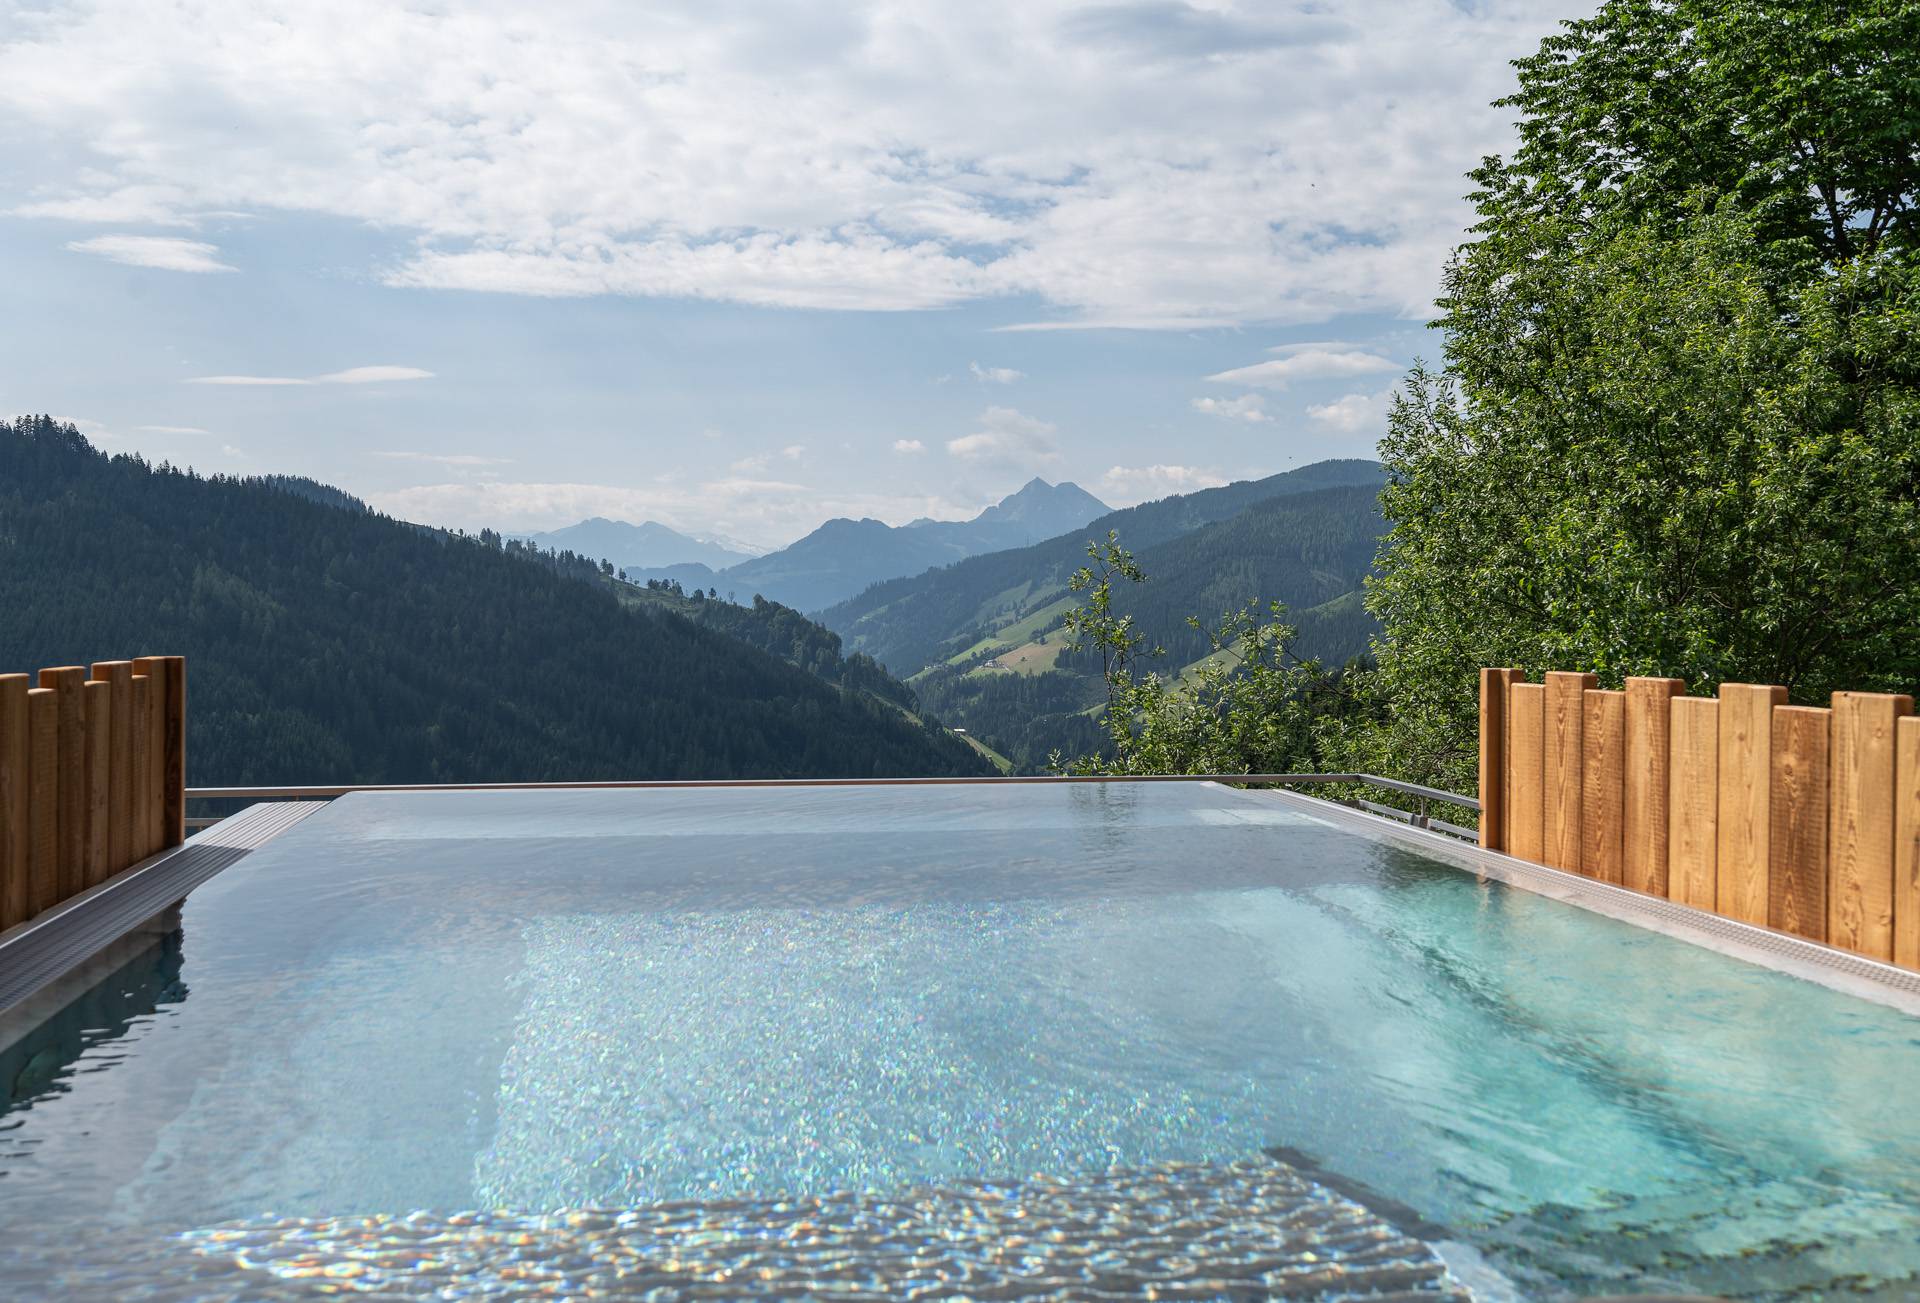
[134, 424, 210, 435]
[781, 444, 806, 461]
[1191, 394, 1269, 423]
[970, 361, 1024, 385]
[65, 235, 235, 273]
[892, 438, 925, 453]
[187, 365, 434, 386]
[1206, 348, 1401, 390]
[1306, 390, 1396, 433]
[373, 451, 514, 467]
[729, 454, 771, 473]
[0, 1, 1570, 326]
[945, 406, 1061, 466]
[1098, 464, 1229, 505]
[219, 443, 245, 458]
[317, 366, 435, 384]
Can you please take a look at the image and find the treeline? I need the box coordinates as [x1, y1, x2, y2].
[618, 586, 914, 709]
[0, 417, 991, 785]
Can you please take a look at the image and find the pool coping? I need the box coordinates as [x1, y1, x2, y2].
[0, 801, 323, 1020]
[1255, 784, 1920, 1018]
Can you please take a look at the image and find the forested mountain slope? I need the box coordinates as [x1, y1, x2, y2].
[823, 459, 1386, 675]
[0, 417, 991, 784]
[903, 481, 1387, 771]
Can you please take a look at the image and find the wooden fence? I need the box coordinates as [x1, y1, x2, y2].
[1481, 667, 1920, 969]
[0, 657, 185, 932]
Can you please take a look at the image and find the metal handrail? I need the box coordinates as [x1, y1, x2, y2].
[184, 773, 1480, 837]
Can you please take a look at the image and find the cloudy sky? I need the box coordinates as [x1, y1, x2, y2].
[0, 0, 1585, 550]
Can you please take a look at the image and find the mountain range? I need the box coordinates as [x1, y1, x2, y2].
[588, 478, 1110, 613]
[816, 460, 1390, 770]
[0, 417, 990, 785]
[515, 518, 756, 572]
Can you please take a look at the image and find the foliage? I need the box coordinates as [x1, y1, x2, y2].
[1356, 0, 1920, 793]
[0, 417, 993, 784]
[1053, 536, 1348, 776]
[1060, 532, 1158, 716]
[821, 460, 1386, 675]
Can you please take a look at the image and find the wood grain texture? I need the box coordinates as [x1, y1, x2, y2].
[1894, 716, 1920, 969]
[1623, 677, 1685, 896]
[1478, 668, 1524, 850]
[1668, 695, 1719, 911]
[26, 688, 57, 917]
[134, 658, 168, 856]
[90, 661, 133, 873]
[0, 673, 28, 930]
[40, 666, 89, 903]
[82, 679, 111, 888]
[1544, 671, 1595, 872]
[1770, 705, 1830, 943]
[130, 675, 150, 865]
[1582, 689, 1625, 883]
[137, 656, 186, 850]
[1716, 683, 1786, 925]
[161, 656, 185, 848]
[1506, 682, 1547, 863]
[1829, 691, 1912, 960]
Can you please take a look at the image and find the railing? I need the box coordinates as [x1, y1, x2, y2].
[0, 657, 186, 933]
[186, 773, 1481, 840]
[1481, 666, 1920, 971]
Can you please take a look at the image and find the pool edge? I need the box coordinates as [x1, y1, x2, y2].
[1252, 783, 1920, 1018]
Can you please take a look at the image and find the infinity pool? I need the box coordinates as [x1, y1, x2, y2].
[3, 782, 1919, 1299]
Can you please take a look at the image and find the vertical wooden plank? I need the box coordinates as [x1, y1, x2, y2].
[1582, 689, 1626, 883]
[40, 666, 90, 904]
[27, 688, 58, 917]
[1770, 705, 1831, 944]
[161, 655, 186, 847]
[83, 679, 111, 888]
[130, 674, 150, 863]
[1624, 677, 1686, 897]
[1544, 671, 1596, 872]
[1479, 668, 1524, 850]
[0, 673, 28, 930]
[1716, 683, 1786, 925]
[1669, 695, 1719, 912]
[1506, 682, 1546, 863]
[91, 661, 134, 873]
[134, 657, 168, 856]
[1830, 691, 1913, 961]
[1897, 716, 1920, 970]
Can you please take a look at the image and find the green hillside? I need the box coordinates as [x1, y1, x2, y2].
[822, 459, 1385, 675]
[0, 417, 992, 785]
[898, 480, 1388, 771]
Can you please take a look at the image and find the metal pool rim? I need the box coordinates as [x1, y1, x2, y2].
[1261, 784, 1920, 1018]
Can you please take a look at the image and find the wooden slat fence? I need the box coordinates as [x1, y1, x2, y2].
[0, 656, 184, 932]
[1481, 668, 1920, 969]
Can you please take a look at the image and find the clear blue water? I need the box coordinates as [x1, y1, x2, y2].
[4, 782, 1920, 1299]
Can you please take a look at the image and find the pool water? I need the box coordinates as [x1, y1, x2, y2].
[3, 782, 1919, 1299]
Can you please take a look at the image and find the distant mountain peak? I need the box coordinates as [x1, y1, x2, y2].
[973, 478, 1109, 531]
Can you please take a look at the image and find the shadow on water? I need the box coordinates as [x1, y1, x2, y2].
[0, 916, 188, 1114]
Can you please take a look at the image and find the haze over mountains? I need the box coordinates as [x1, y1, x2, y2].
[515, 518, 757, 573]
[591, 477, 1111, 613]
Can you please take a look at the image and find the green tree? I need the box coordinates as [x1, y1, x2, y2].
[1355, 0, 1920, 794]
[1055, 534, 1333, 775]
